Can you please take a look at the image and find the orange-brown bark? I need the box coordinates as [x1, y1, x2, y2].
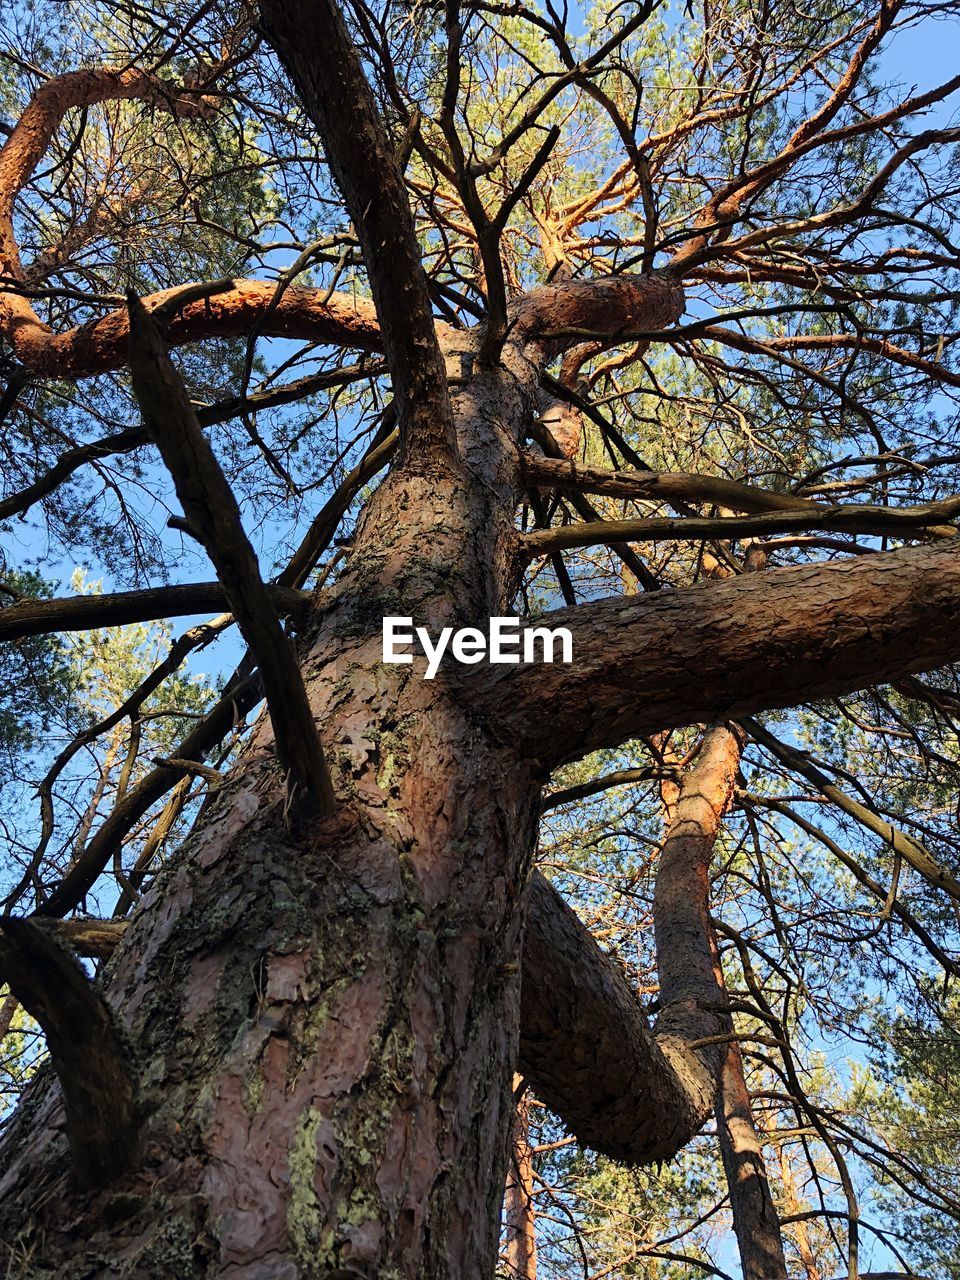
[503, 1084, 538, 1280]
[0, 67, 385, 376]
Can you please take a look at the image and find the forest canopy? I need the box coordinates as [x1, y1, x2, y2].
[1, 0, 960, 1277]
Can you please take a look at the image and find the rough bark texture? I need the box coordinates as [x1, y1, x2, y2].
[519, 870, 714, 1163]
[6, 12, 960, 1275]
[716, 1038, 789, 1280]
[474, 541, 960, 768]
[0, 316, 546, 1278]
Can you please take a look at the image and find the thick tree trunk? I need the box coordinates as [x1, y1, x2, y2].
[0, 336, 542, 1277]
[0, 637, 540, 1277]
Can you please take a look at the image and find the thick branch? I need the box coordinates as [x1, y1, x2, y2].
[0, 582, 307, 642]
[523, 731, 789, 1278]
[471, 541, 960, 768]
[716, 1036, 788, 1280]
[520, 497, 959, 558]
[127, 295, 334, 813]
[0, 279, 383, 378]
[258, 0, 457, 469]
[509, 271, 685, 366]
[519, 871, 714, 1163]
[0, 67, 385, 375]
[653, 726, 788, 1280]
[0, 918, 139, 1188]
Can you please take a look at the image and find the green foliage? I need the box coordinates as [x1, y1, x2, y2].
[866, 987, 960, 1277]
[0, 570, 73, 762]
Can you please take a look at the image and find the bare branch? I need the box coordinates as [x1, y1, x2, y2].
[742, 717, 960, 905]
[127, 293, 334, 814]
[521, 454, 824, 513]
[34, 670, 262, 918]
[520, 494, 960, 558]
[0, 917, 139, 1188]
[258, 0, 458, 470]
[0, 582, 308, 642]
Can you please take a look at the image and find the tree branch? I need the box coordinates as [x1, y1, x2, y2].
[509, 271, 685, 367]
[469, 541, 960, 769]
[519, 871, 715, 1164]
[521, 454, 824, 513]
[520, 504, 959, 559]
[0, 918, 139, 1188]
[258, 0, 458, 471]
[741, 717, 960, 904]
[0, 582, 308, 642]
[127, 293, 334, 814]
[0, 67, 387, 375]
[35, 671, 262, 917]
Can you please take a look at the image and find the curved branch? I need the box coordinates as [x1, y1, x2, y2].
[0, 917, 139, 1188]
[0, 67, 384, 375]
[519, 871, 714, 1163]
[0, 278, 383, 378]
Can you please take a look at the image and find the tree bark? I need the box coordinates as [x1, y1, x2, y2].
[652, 726, 788, 1280]
[502, 1083, 537, 1280]
[5, 4, 960, 1275]
[0, 487, 541, 1276]
[716, 1032, 788, 1280]
[473, 540, 960, 768]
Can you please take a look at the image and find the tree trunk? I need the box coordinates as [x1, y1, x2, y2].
[716, 1037, 788, 1280]
[0, 653, 540, 1278]
[0, 354, 544, 1277]
[653, 725, 788, 1280]
[502, 1082, 537, 1280]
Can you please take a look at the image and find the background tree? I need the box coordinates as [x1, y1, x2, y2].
[2, 0, 960, 1276]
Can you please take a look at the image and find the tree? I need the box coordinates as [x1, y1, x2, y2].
[1, 0, 960, 1274]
